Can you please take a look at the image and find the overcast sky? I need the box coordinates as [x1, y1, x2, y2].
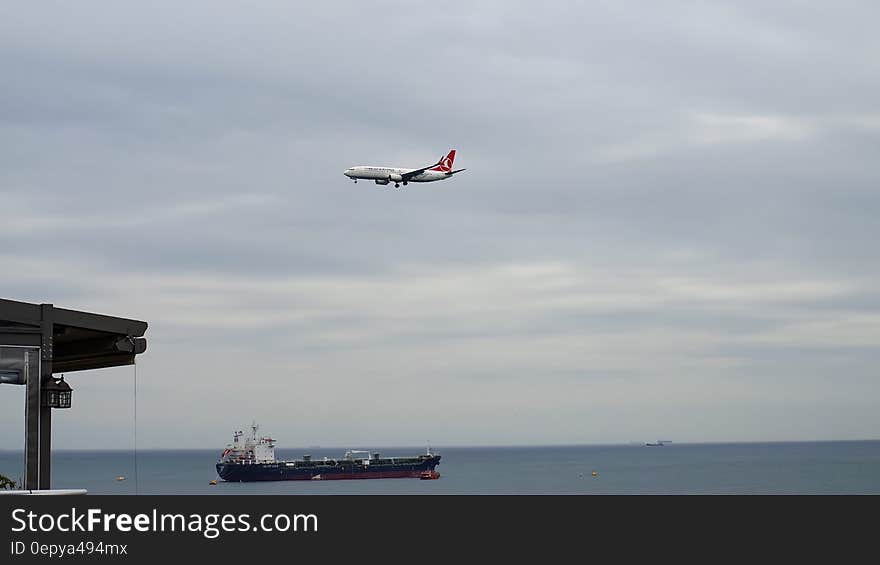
[1, 1, 879, 450]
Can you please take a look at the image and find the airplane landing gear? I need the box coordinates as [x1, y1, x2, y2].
[394, 183, 400, 188]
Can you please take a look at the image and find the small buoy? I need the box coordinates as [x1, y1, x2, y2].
[115, 476, 127, 482]
[591, 471, 598, 477]
[209, 479, 217, 486]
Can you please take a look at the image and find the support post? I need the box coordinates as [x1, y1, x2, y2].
[25, 304, 53, 490]
[24, 353, 41, 490]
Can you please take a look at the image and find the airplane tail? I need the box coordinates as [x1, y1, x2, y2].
[429, 149, 456, 172]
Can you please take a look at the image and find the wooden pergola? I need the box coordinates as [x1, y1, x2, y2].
[0, 298, 148, 490]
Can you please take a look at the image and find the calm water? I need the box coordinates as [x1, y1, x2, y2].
[2, 441, 879, 494]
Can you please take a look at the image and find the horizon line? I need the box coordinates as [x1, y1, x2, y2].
[2, 437, 879, 453]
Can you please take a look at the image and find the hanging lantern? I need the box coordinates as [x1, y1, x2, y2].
[42, 376, 72, 409]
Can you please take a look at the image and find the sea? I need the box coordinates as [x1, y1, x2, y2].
[2, 441, 879, 495]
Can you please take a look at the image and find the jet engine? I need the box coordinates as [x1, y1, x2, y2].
[389, 173, 403, 182]
[375, 179, 389, 185]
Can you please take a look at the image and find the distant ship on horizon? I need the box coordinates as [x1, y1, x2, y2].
[645, 440, 672, 446]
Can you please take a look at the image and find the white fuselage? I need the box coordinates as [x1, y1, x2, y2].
[343, 166, 450, 184]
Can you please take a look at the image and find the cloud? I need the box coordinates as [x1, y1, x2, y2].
[595, 110, 880, 163]
[595, 112, 820, 163]
[1, 1, 879, 448]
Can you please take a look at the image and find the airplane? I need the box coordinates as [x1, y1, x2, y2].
[343, 149, 465, 189]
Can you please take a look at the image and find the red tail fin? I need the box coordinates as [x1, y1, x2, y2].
[430, 149, 456, 172]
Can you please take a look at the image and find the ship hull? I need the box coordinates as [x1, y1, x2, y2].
[216, 456, 440, 482]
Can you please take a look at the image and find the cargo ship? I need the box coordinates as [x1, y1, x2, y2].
[215, 423, 441, 482]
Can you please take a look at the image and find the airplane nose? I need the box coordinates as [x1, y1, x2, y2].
[343, 169, 352, 177]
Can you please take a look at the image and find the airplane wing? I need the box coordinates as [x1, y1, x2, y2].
[447, 168, 466, 175]
[400, 156, 445, 181]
